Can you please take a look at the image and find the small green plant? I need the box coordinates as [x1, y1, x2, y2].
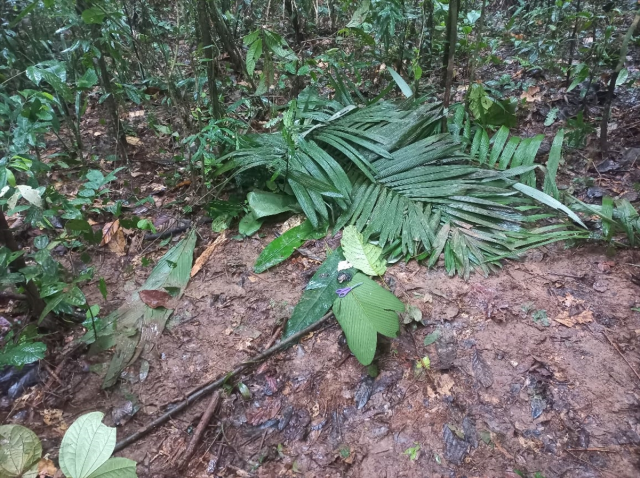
[0, 412, 137, 477]
[531, 309, 550, 327]
[403, 443, 421, 461]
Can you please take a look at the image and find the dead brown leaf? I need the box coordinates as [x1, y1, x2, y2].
[108, 228, 127, 256]
[41, 408, 64, 426]
[100, 219, 120, 246]
[436, 373, 455, 395]
[139, 289, 173, 309]
[555, 310, 594, 327]
[128, 110, 145, 118]
[191, 232, 227, 278]
[37, 457, 57, 477]
[521, 86, 542, 102]
[125, 136, 141, 146]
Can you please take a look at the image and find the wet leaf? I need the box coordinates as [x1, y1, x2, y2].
[139, 290, 172, 309]
[254, 220, 319, 273]
[284, 248, 352, 338]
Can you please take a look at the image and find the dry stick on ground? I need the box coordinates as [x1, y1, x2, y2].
[114, 312, 334, 452]
[602, 330, 640, 383]
[177, 391, 221, 470]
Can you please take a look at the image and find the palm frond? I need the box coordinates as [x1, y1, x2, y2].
[219, 91, 588, 277]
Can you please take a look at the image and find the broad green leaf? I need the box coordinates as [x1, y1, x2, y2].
[387, 67, 414, 98]
[247, 191, 300, 218]
[513, 183, 586, 228]
[543, 129, 563, 199]
[86, 457, 137, 478]
[238, 212, 263, 236]
[15, 185, 43, 208]
[346, 0, 370, 28]
[59, 412, 116, 478]
[0, 341, 46, 367]
[77, 69, 99, 89]
[616, 68, 628, 86]
[246, 38, 262, 77]
[341, 226, 386, 276]
[284, 248, 353, 338]
[254, 220, 319, 273]
[333, 273, 404, 365]
[0, 425, 42, 477]
[82, 7, 105, 24]
[99, 278, 108, 300]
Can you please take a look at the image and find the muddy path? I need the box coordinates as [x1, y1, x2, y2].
[7, 223, 639, 478]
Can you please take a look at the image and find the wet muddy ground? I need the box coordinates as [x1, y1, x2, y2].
[6, 225, 640, 478]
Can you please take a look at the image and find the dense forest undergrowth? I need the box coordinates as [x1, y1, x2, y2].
[2, 0, 640, 476]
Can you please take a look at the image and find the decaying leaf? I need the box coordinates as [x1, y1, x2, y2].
[191, 232, 227, 278]
[125, 136, 141, 146]
[89, 231, 197, 388]
[555, 309, 594, 327]
[139, 290, 172, 309]
[37, 457, 57, 477]
[100, 220, 120, 246]
[107, 229, 127, 256]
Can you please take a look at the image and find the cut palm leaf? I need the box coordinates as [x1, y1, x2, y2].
[88, 231, 197, 388]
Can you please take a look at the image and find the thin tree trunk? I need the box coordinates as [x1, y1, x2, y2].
[284, 0, 304, 45]
[0, 210, 45, 319]
[198, 0, 221, 119]
[442, 0, 459, 116]
[565, 0, 582, 86]
[600, 9, 640, 156]
[208, 0, 249, 79]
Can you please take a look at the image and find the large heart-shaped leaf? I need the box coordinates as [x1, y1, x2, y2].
[341, 226, 386, 276]
[59, 412, 116, 478]
[0, 425, 42, 477]
[333, 273, 404, 365]
[86, 457, 137, 478]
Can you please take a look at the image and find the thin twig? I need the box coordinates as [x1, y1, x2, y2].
[565, 450, 614, 477]
[177, 391, 220, 470]
[602, 330, 640, 383]
[114, 312, 334, 452]
[566, 448, 617, 453]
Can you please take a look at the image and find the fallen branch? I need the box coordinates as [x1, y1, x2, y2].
[114, 312, 333, 452]
[602, 330, 640, 383]
[177, 391, 220, 470]
[143, 217, 213, 241]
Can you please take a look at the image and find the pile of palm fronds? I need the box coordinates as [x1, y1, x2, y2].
[219, 88, 591, 278]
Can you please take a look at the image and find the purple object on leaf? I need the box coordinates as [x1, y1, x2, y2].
[336, 282, 363, 298]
